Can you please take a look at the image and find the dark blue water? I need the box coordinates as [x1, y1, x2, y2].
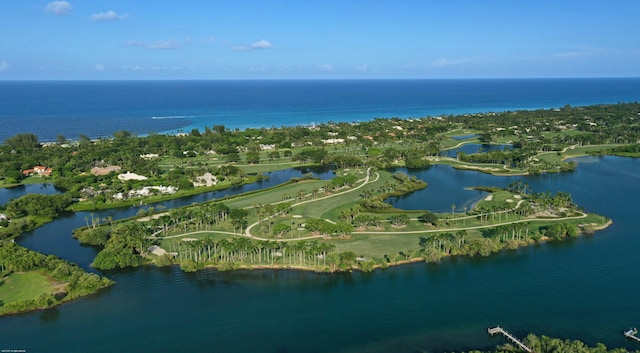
[0, 183, 59, 205]
[2, 78, 640, 142]
[388, 155, 616, 214]
[440, 143, 511, 159]
[10, 168, 333, 270]
[2, 156, 640, 353]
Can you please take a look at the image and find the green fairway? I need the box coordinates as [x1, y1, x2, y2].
[0, 271, 54, 305]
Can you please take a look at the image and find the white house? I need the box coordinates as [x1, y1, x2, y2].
[118, 172, 148, 181]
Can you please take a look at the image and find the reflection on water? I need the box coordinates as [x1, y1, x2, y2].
[0, 183, 59, 205]
[2, 157, 640, 353]
[440, 143, 511, 158]
[15, 168, 333, 269]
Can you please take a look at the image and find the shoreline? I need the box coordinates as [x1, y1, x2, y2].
[175, 219, 614, 274]
[3, 82, 640, 143]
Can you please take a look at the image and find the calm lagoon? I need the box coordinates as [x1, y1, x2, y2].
[1, 156, 639, 352]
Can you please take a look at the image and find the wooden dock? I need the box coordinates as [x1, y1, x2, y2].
[625, 328, 640, 342]
[488, 326, 534, 353]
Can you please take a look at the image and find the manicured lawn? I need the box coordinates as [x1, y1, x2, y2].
[0, 271, 53, 304]
[238, 161, 308, 174]
[224, 179, 327, 209]
[330, 228, 484, 260]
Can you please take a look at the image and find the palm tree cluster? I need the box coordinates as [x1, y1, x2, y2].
[168, 237, 340, 271]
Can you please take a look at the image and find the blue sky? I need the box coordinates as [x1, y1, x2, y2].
[1, 0, 639, 79]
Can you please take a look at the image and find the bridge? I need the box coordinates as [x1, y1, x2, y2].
[488, 326, 534, 353]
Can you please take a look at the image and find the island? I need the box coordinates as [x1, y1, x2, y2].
[3, 102, 639, 316]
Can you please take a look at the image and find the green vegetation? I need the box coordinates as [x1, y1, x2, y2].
[2, 102, 636, 313]
[73, 165, 608, 273]
[461, 333, 640, 353]
[0, 271, 53, 305]
[0, 241, 113, 316]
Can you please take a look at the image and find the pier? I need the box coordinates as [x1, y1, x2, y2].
[625, 328, 640, 342]
[488, 326, 534, 353]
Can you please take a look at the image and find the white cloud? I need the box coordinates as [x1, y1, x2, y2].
[46, 1, 72, 15]
[127, 39, 180, 50]
[431, 57, 473, 67]
[95, 64, 105, 71]
[0, 61, 9, 71]
[90, 10, 129, 21]
[232, 39, 273, 51]
[123, 65, 144, 71]
[126, 40, 145, 47]
[318, 64, 334, 71]
[151, 66, 184, 71]
[147, 40, 179, 49]
[355, 64, 368, 71]
[552, 51, 588, 58]
[251, 40, 272, 49]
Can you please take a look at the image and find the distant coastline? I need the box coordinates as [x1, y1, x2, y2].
[2, 78, 640, 143]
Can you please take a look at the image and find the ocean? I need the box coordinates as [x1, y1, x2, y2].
[1, 78, 639, 142]
[3, 79, 640, 352]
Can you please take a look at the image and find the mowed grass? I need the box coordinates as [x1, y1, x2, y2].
[224, 179, 328, 209]
[330, 228, 484, 260]
[475, 190, 521, 209]
[537, 144, 627, 164]
[0, 271, 53, 304]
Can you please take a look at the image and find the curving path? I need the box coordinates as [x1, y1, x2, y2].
[158, 167, 594, 243]
[243, 167, 375, 240]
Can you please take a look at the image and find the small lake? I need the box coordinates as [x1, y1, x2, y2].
[0, 183, 60, 206]
[2, 157, 640, 353]
[440, 143, 511, 158]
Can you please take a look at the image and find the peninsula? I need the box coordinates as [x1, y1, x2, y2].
[2, 102, 638, 314]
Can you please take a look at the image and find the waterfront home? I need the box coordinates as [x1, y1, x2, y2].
[22, 166, 53, 177]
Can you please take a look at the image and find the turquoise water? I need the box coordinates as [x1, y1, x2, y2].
[1, 156, 639, 352]
[2, 79, 640, 142]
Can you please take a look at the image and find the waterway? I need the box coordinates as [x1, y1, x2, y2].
[440, 143, 511, 159]
[1, 157, 639, 353]
[0, 183, 59, 206]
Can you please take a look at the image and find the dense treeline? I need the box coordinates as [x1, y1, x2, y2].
[0, 241, 113, 315]
[0, 217, 38, 241]
[460, 333, 639, 353]
[91, 222, 152, 270]
[450, 102, 640, 146]
[359, 171, 427, 210]
[0, 193, 73, 241]
[3, 103, 639, 205]
[163, 237, 371, 272]
[4, 193, 72, 218]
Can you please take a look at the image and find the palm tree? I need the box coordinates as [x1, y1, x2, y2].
[296, 188, 306, 201]
[455, 230, 467, 250]
[450, 204, 456, 221]
[462, 206, 468, 225]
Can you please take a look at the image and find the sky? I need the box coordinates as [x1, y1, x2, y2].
[1, 0, 639, 80]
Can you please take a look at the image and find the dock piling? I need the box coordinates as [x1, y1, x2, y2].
[625, 328, 640, 342]
[487, 326, 534, 353]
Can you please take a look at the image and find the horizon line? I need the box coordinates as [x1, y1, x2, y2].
[1, 76, 639, 82]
